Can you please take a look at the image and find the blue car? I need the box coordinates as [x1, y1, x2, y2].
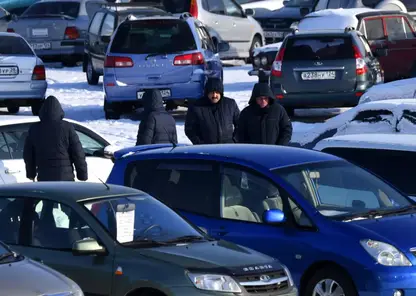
[103, 13, 229, 120]
[107, 143, 416, 296]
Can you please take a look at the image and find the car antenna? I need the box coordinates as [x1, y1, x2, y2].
[97, 176, 110, 190]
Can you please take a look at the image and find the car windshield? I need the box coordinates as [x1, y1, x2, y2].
[21, 2, 80, 19]
[284, 0, 315, 7]
[0, 36, 33, 55]
[273, 160, 412, 220]
[83, 194, 206, 245]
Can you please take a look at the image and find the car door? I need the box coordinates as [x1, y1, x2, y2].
[202, 0, 233, 49]
[96, 12, 116, 73]
[195, 23, 222, 78]
[8, 196, 114, 296]
[88, 11, 105, 70]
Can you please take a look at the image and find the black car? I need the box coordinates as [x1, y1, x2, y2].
[83, 2, 170, 85]
[269, 28, 386, 116]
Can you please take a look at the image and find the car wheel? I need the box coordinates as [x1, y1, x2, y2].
[31, 100, 44, 116]
[7, 105, 19, 114]
[87, 58, 99, 85]
[247, 36, 262, 63]
[304, 267, 357, 296]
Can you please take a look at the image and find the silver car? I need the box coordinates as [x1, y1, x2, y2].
[0, 32, 46, 115]
[0, 240, 84, 296]
[7, 0, 91, 67]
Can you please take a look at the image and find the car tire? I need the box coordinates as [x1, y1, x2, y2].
[7, 105, 19, 114]
[31, 100, 44, 116]
[304, 266, 357, 296]
[104, 99, 120, 120]
[247, 36, 262, 63]
[87, 58, 99, 85]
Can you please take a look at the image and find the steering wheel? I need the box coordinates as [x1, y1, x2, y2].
[134, 224, 162, 240]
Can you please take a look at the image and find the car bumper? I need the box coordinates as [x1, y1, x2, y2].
[168, 286, 298, 296]
[28, 40, 84, 58]
[0, 81, 46, 102]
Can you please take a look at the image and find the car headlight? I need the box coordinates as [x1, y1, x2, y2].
[360, 239, 412, 266]
[282, 264, 294, 286]
[187, 272, 241, 293]
[261, 56, 268, 65]
[254, 57, 260, 66]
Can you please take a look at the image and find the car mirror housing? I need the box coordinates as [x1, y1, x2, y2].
[72, 238, 106, 256]
[263, 209, 286, 225]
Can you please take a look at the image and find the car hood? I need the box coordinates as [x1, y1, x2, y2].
[0, 258, 76, 295]
[254, 6, 302, 20]
[138, 240, 281, 274]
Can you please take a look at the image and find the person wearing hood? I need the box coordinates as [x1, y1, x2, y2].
[237, 83, 292, 145]
[185, 77, 240, 144]
[136, 89, 177, 145]
[23, 96, 88, 181]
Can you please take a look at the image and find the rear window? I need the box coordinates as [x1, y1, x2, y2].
[0, 36, 33, 55]
[110, 19, 197, 54]
[161, 0, 190, 13]
[284, 36, 354, 60]
[22, 1, 80, 19]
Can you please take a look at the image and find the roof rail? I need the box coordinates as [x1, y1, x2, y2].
[178, 12, 192, 19]
[344, 26, 356, 33]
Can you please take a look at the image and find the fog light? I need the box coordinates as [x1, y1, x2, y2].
[394, 289, 403, 296]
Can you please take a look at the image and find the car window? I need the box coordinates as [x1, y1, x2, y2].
[284, 36, 354, 61]
[207, 0, 226, 14]
[100, 13, 115, 37]
[363, 18, 384, 41]
[89, 12, 104, 35]
[31, 199, 99, 250]
[221, 167, 313, 227]
[0, 133, 11, 160]
[361, 0, 382, 7]
[223, 0, 243, 17]
[196, 26, 215, 51]
[75, 130, 105, 157]
[385, 17, 408, 40]
[125, 160, 220, 217]
[0, 36, 33, 55]
[401, 0, 416, 11]
[22, 1, 80, 18]
[0, 197, 25, 245]
[3, 131, 27, 159]
[160, 0, 191, 14]
[110, 19, 197, 54]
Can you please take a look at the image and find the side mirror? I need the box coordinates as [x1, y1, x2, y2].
[374, 48, 388, 57]
[299, 7, 310, 17]
[263, 209, 286, 225]
[72, 238, 106, 256]
[100, 35, 111, 43]
[217, 42, 230, 53]
[245, 8, 255, 16]
[104, 144, 120, 159]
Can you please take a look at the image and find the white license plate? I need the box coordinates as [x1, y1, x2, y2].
[30, 42, 51, 50]
[137, 89, 171, 99]
[301, 71, 336, 80]
[264, 31, 284, 38]
[0, 67, 18, 75]
[32, 28, 48, 37]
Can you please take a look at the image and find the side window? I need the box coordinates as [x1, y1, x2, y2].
[89, 12, 104, 35]
[327, 0, 349, 8]
[75, 129, 105, 157]
[364, 18, 385, 41]
[359, 35, 373, 57]
[31, 199, 98, 250]
[223, 0, 243, 17]
[0, 133, 11, 160]
[385, 17, 407, 40]
[100, 13, 115, 37]
[196, 26, 215, 52]
[0, 197, 25, 245]
[207, 0, 226, 15]
[3, 131, 28, 159]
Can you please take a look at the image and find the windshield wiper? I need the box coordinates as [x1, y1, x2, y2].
[343, 205, 416, 221]
[380, 204, 416, 216]
[0, 252, 15, 262]
[123, 238, 168, 247]
[164, 235, 206, 244]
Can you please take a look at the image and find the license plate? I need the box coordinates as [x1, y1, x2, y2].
[0, 66, 18, 75]
[137, 89, 171, 99]
[264, 31, 284, 38]
[32, 28, 48, 37]
[301, 71, 336, 80]
[30, 42, 51, 50]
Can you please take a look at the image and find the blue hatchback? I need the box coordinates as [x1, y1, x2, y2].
[107, 143, 416, 296]
[103, 14, 229, 120]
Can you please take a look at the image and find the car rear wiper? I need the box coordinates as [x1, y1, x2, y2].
[0, 252, 16, 262]
[163, 235, 206, 244]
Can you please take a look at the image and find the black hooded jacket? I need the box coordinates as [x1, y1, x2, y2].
[136, 89, 177, 145]
[23, 96, 88, 181]
[237, 83, 292, 145]
[185, 78, 240, 144]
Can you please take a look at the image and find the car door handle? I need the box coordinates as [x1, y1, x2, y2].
[5, 168, 20, 174]
[233, 23, 236, 27]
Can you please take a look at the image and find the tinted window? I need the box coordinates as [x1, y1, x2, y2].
[401, 0, 416, 11]
[283, 0, 315, 7]
[3, 131, 27, 159]
[0, 197, 25, 245]
[89, 12, 104, 35]
[0, 133, 11, 160]
[207, 0, 226, 14]
[22, 2, 80, 18]
[75, 130, 105, 157]
[196, 25, 215, 51]
[284, 36, 354, 60]
[110, 19, 197, 54]
[161, 0, 190, 13]
[385, 17, 412, 40]
[223, 0, 243, 17]
[364, 18, 384, 40]
[0, 36, 33, 55]
[327, 0, 350, 8]
[100, 13, 115, 37]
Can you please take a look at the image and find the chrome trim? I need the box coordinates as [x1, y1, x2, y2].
[409, 247, 416, 252]
[240, 276, 288, 286]
[293, 66, 345, 71]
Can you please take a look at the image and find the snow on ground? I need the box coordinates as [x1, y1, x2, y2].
[359, 78, 416, 104]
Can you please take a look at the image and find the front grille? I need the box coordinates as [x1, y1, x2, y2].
[258, 19, 292, 30]
[236, 270, 290, 294]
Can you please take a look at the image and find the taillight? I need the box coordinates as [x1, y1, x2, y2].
[6, 28, 14, 33]
[32, 65, 45, 80]
[353, 45, 368, 76]
[190, 0, 198, 18]
[271, 48, 286, 77]
[104, 56, 134, 68]
[64, 27, 79, 40]
[173, 52, 204, 65]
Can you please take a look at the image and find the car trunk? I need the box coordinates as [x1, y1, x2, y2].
[0, 56, 36, 83]
[13, 18, 69, 41]
[282, 35, 357, 93]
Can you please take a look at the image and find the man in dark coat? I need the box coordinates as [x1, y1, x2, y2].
[237, 83, 292, 145]
[23, 96, 88, 181]
[136, 89, 177, 145]
[185, 77, 240, 144]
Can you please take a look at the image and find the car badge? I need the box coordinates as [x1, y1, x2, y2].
[259, 275, 271, 282]
[314, 61, 323, 66]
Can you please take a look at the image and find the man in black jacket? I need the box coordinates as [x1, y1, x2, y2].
[136, 89, 177, 145]
[23, 96, 88, 181]
[238, 83, 292, 145]
[185, 77, 240, 144]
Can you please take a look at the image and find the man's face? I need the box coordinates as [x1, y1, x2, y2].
[256, 96, 269, 108]
[208, 91, 221, 103]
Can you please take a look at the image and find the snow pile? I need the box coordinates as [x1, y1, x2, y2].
[359, 78, 416, 104]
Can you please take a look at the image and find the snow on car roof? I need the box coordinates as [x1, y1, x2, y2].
[253, 42, 282, 55]
[314, 133, 416, 152]
[359, 78, 416, 104]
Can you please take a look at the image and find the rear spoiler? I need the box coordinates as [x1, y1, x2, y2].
[86, 0, 166, 18]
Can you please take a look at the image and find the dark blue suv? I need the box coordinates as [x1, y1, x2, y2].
[103, 13, 229, 119]
[107, 143, 416, 296]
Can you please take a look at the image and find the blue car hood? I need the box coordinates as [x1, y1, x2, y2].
[254, 6, 302, 20]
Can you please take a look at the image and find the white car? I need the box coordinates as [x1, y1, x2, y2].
[0, 115, 118, 184]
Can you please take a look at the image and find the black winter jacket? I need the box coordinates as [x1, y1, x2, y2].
[237, 83, 292, 145]
[185, 78, 240, 144]
[23, 96, 88, 181]
[136, 89, 177, 145]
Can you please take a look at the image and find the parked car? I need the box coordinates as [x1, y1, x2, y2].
[84, 2, 170, 85]
[297, 9, 416, 82]
[0, 115, 118, 183]
[313, 133, 416, 197]
[107, 142, 416, 296]
[238, 0, 284, 12]
[313, 0, 406, 13]
[0, 240, 84, 295]
[291, 99, 416, 149]
[103, 13, 230, 119]
[0, 32, 46, 115]
[7, 0, 93, 66]
[0, 181, 298, 296]
[269, 28, 384, 116]
[248, 41, 281, 81]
